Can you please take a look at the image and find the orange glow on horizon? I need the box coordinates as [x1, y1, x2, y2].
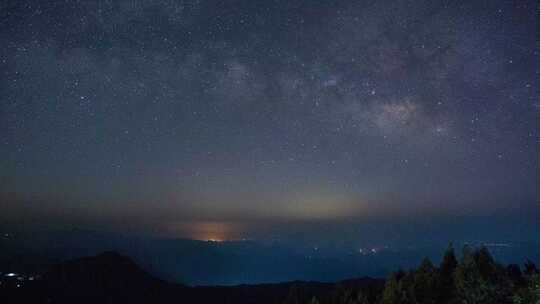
[167, 221, 241, 241]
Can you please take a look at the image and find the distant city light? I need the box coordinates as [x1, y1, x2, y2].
[484, 243, 512, 247]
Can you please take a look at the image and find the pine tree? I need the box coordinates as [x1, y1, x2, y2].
[413, 258, 439, 304]
[439, 244, 458, 302]
[454, 246, 509, 304]
[382, 271, 403, 304]
[440, 244, 458, 277]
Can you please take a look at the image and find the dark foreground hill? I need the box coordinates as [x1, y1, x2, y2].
[0, 251, 383, 304]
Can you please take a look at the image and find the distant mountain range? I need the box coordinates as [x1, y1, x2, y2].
[1, 229, 538, 285]
[3, 245, 540, 304]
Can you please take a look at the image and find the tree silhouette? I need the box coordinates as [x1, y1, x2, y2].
[412, 258, 439, 304]
[439, 244, 458, 302]
[381, 271, 405, 304]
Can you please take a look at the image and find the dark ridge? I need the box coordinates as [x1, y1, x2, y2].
[0, 251, 384, 304]
[44, 251, 163, 287]
[40, 251, 179, 304]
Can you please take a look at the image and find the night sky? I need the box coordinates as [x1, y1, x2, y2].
[1, 0, 539, 244]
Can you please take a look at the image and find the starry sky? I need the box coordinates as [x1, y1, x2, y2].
[1, 0, 539, 243]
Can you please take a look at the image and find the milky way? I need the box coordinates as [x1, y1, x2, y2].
[1, 1, 539, 242]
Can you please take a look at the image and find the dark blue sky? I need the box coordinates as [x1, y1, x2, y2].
[1, 0, 539, 243]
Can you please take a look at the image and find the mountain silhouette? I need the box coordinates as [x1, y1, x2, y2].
[41, 251, 183, 303]
[1, 251, 384, 304]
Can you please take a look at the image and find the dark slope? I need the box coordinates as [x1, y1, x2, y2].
[41, 251, 179, 303]
[0, 251, 384, 304]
